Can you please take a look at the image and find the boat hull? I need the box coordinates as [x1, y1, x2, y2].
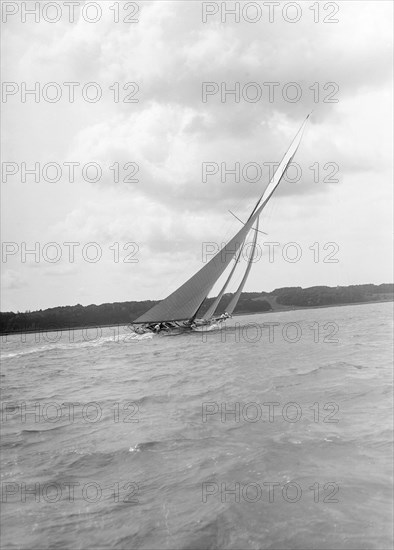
[191, 322, 224, 332]
[130, 318, 227, 336]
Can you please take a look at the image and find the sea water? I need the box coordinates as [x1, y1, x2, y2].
[1, 302, 393, 549]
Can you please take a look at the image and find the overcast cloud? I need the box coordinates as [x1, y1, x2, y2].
[1, 0, 393, 311]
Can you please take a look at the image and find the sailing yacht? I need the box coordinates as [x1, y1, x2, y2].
[132, 115, 310, 335]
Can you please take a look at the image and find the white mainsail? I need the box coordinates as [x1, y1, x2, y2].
[135, 115, 309, 324]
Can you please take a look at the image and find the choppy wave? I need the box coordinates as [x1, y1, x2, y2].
[1, 303, 393, 550]
[0, 332, 156, 360]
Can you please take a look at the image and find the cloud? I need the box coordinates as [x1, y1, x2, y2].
[1, 269, 27, 290]
[42, 264, 78, 277]
[2, 0, 392, 310]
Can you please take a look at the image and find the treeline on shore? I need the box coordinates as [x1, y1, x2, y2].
[1, 283, 392, 334]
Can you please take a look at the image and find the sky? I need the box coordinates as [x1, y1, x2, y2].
[1, 0, 393, 312]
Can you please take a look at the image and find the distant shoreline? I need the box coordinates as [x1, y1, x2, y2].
[234, 297, 394, 316]
[1, 297, 392, 336]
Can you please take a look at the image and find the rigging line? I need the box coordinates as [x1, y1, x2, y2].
[192, 227, 251, 320]
[202, 235, 249, 319]
[226, 217, 261, 315]
[228, 210, 268, 235]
